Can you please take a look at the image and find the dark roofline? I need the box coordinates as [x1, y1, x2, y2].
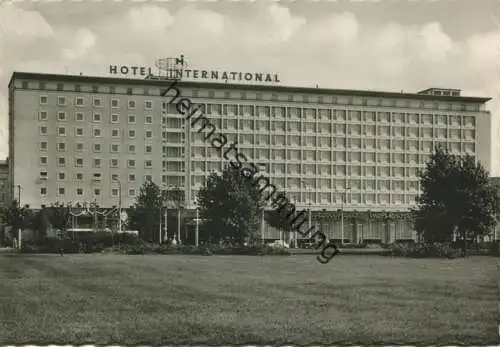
[8, 71, 492, 103]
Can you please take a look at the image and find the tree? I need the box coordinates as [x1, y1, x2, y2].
[128, 180, 163, 243]
[31, 207, 51, 238]
[166, 186, 184, 243]
[197, 167, 265, 245]
[48, 203, 71, 236]
[1, 200, 33, 239]
[264, 191, 296, 243]
[414, 146, 500, 254]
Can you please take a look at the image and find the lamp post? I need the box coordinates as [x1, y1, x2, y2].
[113, 179, 122, 234]
[16, 185, 21, 207]
[194, 198, 199, 247]
[15, 185, 21, 249]
[340, 185, 351, 246]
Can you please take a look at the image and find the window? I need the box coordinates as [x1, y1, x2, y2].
[40, 171, 48, 180]
[58, 112, 66, 121]
[22, 81, 29, 89]
[57, 142, 66, 152]
[128, 188, 136, 197]
[38, 111, 48, 121]
[75, 158, 84, 167]
[76, 142, 84, 151]
[77, 188, 83, 196]
[57, 157, 66, 167]
[76, 127, 84, 136]
[58, 172, 66, 181]
[128, 100, 136, 109]
[128, 145, 136, 153]
[40, 187, 47, 196]
[145, 115, 153, 124]
[75, 173, 83, 181]
[112, 129, 120, 137]
[128, 159, 136, 168]
[111, 99, 119, 108]
[75, 112, 84, 121]
[58, 187, 65, 195]
[145, 145, 152, 153]
[145, 130, 153, 139]
[111, 114, 119, 123]
[145, 160, 152, 168]
[76, 97, 84, 106]
[40, 141, 48, 151]
[57, 96, 66, 106]
[39, 83, 46, 90]
[93, 128, 101, 137]
[145, 100, 153, 110]
[145, 175, 152, 182]
[110, 86, 115, 94]
[57, 84, 64, 91]
[57, 127, 66, 136]
[94, 189, 101, 196]
[93, 173, 102, 181]
[111, 173, 118, 181]
[93, 97, 102, 107]
[93, 143, 101, 153]
[75, 85, 81, 92]
[93, 158, 101, 168]
[128, 130, 136, 139]
[93, 113, 101, 122]
[110, 159, 119, 168]
[110, 144, 120, 153]
[40, 96, 48, 105]
[111, 188, 119, 197]
[127, 88, 133, 95]
[128, 115, 136, 124]
[128, 174, 136, 182]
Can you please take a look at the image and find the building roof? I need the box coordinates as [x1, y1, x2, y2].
[9, 71, 492, 104]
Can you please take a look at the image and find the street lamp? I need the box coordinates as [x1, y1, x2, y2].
[113, 178, 122, 234]
[194, 198, 199, 247]
[16, 185, 21, 207]
[15, 184, 22, 248]
[301, 179, 312, 249]
[340, 184, 351, 246]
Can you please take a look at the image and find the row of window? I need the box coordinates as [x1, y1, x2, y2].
[38, 110, 156, 125]
[169, 104, 479, 122]
[39, 95, 153, 110]
[27, 82, 480, 111]
[39, 125, 155, 139]
[39, 156, 154, 169]
[42, 141, 156, 154]
[38, 125, 476, 144]
[37, 185, 420, 205]
[37, 96, 482, 123]
[39, 171, 152, 183]
[39, 186, 136, 198]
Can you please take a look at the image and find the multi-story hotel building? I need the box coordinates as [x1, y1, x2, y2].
[7, 71, 492, 243]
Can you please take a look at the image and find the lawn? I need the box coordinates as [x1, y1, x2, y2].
[0, 253, 498, 345]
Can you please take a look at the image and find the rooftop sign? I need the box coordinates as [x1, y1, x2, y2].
[108, 55, 280, 84]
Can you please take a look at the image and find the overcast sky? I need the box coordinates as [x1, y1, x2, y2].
[0, 0, 499, 173]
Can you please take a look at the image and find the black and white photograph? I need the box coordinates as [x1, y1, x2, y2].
[0, 0, 499, 344]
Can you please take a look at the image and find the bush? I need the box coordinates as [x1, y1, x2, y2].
[389, 242, 460, 258]
[20, 237, 80, 254]
[341, 243, 368, 249]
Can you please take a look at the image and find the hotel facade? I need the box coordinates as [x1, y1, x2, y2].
[7, 72, 493, 243]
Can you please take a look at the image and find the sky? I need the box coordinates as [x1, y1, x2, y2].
[0, 0, 499, 173]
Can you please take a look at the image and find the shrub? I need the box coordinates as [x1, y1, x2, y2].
[341, 243, 368, 249]
[389, 242, 460, 258]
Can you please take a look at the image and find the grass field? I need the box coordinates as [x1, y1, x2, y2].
[0, 253, 498, 345]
